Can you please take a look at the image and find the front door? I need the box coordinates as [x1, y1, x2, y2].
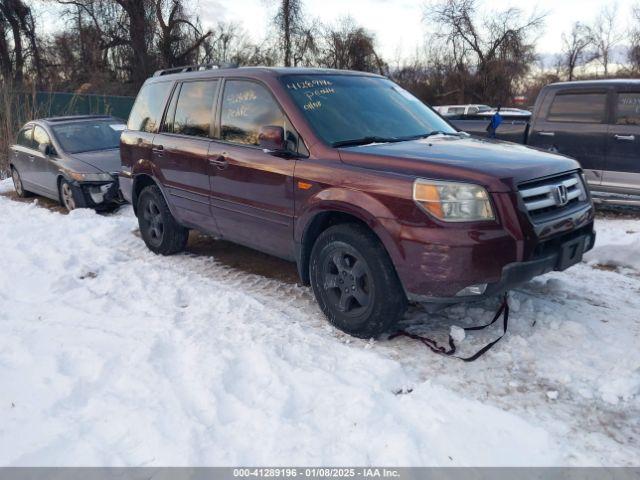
[153, 79, 220, 234]
[31, 125, 60, 198]
[602, 91, 640, 194]
[11, 125, 36, 190]
[208, 79, 297, 260]
[529, 90, 610, 188]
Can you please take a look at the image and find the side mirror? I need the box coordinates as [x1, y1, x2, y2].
[39, 143, 53, 156]
[258, 126, 285, 152]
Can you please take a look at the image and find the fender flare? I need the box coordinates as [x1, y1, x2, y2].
[295, 188, 405, 283]
[131, 173, 177, 218]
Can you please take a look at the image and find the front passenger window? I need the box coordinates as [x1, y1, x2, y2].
[220, 80, 288, 147]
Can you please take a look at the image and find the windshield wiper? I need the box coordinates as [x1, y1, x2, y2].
[331, 136, 402, 148]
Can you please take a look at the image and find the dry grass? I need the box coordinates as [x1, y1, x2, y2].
[0, 82, 46, 179]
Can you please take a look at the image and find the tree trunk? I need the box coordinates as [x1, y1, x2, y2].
[283, 0, 291, 67]
[118, 0, 151, 87]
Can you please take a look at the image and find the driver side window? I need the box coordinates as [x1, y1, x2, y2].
[220, 79, 301, 152]
[33, 126, 52, 152]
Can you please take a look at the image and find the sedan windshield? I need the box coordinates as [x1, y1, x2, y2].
[52, 120, 125, 154]
[281, 75, 456, 146]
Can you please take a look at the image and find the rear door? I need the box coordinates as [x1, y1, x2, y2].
[602, 90, 640, 194]
[528, 89, 610, 188]
[153, 79, 220, 233]
[207, 78, 298, 260]
[122, 79, 173, 202]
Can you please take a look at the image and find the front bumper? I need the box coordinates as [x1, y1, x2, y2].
[407, 228, 596, 304]
[385, 191, 596, 303]
[73, 179, 123, 209]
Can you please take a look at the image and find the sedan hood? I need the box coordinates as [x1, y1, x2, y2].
[70, 149, 121, 175]
[338, 135, 580, 192]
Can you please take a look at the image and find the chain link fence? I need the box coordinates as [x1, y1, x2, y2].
[0, 84, 135, 179]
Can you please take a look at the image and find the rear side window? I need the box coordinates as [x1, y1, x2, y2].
[128, 81, 173, 133]
[547, 93, 607, 123]
[169, 80, 218, 138]
[220, 80, 286, 146]
[615, 93, 640, 126]
[16, 126, 34, 148]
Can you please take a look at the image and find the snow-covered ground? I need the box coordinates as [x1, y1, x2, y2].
[0, 177, 639, 466]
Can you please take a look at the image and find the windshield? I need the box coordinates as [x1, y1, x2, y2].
[281, 74, 456, 146]
[52, 120, 125, 154]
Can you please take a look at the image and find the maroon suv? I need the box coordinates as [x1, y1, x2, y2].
[119, 65, 595, 338]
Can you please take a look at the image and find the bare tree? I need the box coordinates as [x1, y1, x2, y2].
[272, 0, 317, 67]
[201, 22, 278, 66]
[319, 17, 385, 74]
[630, 3, 640, 71]
[0, 0, 28, 84]
[590, 3, 624, 76]
[274, 0, 301, 67]
[155, 0, 212, 68]
[560, 22, 596, 81]
[425, 0, 545, 105]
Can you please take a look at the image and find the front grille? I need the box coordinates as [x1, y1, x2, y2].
[518, 172, 587, 221]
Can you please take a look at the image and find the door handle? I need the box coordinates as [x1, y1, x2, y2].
[614, 134, 635, 142]
[209, 155, 228, 170]
[538, 131, 555, 137]
[28, 155, 35, 161]
[152, 145, 164, 151]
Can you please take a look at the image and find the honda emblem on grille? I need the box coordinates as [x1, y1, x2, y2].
[555, 184, 569, 206]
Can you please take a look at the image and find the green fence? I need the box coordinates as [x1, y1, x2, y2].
[0, 89, 136, 179]
[22, 91, 136, 121]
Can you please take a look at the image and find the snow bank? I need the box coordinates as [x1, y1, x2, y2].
[585, 219, 640, 270]
[1, 178, 639, 466]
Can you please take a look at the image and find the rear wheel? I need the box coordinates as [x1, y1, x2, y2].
[137, 185, 189, 255]
[11, 166, 31, 198]
[310, 223, 407, 338]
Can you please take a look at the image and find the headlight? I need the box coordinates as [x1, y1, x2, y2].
[69, 172, 113, 182]
[413, 179, 495, 222]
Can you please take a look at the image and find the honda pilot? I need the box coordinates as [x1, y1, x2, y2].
[119, 65, 596, 338]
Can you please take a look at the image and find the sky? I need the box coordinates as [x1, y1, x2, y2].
[195, 0, 636, 62]
[36, 0, 637, 63]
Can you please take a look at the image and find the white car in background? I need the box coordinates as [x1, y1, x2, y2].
[434, 104, 492, 116]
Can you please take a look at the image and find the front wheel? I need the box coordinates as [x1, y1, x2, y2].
[137, 185, 189, 255]
[309, 223, 407, 338]
[59, 179, 78, 211]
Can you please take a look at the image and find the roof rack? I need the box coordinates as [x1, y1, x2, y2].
[153, 62, 238, 77]
[44, 115, 113, 123]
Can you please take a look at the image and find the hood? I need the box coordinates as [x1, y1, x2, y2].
[338, 135, 580, 192]
[70, 149, 121, 175]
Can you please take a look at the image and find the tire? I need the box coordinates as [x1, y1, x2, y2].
[309, 223, 407, 338]
[59, 179, 79, 212]
[11, 166, 31, 198]
[137, 185, 189, 255]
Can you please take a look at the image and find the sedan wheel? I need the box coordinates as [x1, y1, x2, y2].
[11, 167, 28, 198]
[60, 180, 76, 211]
